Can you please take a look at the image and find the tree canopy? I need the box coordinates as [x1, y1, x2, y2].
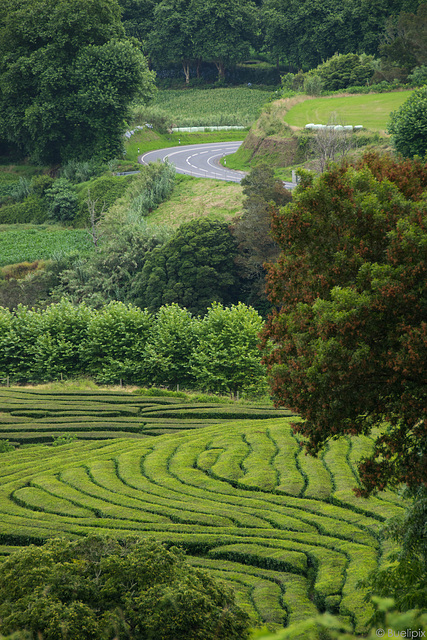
[388, 85, 427, 158]
[0, 0, 155, 163]
[134, 219, 240, 316]
[0, 535, 250, 640]
[261, 153, 427, 495]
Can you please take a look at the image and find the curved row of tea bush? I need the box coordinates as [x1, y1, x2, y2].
[0, 420, 404, 632]
[0, 388, 293, 444]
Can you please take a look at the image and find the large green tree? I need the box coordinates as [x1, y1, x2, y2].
[190, 0, 257, 79]
[376, 3, 427, 81]
[261, 0, 422, 69]
[134, 219, 240, 316]
[0, 536, 250, 640]
[261, 153, 427, 495]
[192, 302, 267, 397]
[0, 0, 155, 163]
[149, 0, 196, 84]
[231, 163, 291, 315]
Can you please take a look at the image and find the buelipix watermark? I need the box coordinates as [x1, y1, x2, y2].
[376, 630, 426, 638]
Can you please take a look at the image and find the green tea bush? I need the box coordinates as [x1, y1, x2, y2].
[0, 440, 14, 453]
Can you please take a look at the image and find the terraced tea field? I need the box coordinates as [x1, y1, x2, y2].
[0, 392, 404, 634]
[0, 388, 293, 444]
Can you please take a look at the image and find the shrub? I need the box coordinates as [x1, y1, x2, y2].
[311, 53, 375, 91]
[0, 536, 250, 640]
[388, 85, 427, 157]
[0, 196, 47, 224]
[45, 179, 79, 223]
[29, 174, 54, 198]
[303, 75, 323, 96]
[408, 65, 427, 86]
[75, 174, 134, 225]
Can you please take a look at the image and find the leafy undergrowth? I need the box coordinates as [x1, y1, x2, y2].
[0, 387, 404, 635]
[0, 225, 93, 267]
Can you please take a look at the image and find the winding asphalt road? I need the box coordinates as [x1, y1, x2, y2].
[138, 141, 297, 189]
[139, 141, 245, 182]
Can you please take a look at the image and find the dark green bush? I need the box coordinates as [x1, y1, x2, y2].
[29, 175, 54, 198]
[45, 179, 78, 223]
[75, 174, 134, 225]
[310, 53, 375, 90]
[0, 196, 47, 224]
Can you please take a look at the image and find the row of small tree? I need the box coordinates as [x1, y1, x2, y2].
[0, 299, 267, 397]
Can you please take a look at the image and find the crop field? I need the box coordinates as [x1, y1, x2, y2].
[0, 388, 294, 444]
[0, 226, 93, 267]
[145, 87, 271, 127]
[283, 90, 412, 131]
[0, 413, 404, 634]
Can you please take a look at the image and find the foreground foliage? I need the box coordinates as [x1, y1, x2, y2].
[0, 535, 250, 640]
[253, 600, 427, 639]
[262, 152, 427, 495]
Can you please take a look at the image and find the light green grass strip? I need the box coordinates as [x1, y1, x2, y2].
[284, 91, 413, 130]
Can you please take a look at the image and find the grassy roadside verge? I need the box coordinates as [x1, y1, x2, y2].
[147, 174, 244, 227]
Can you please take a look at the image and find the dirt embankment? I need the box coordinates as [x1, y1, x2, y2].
[239, 96, 310, 167]
[242, 130, 302, 167]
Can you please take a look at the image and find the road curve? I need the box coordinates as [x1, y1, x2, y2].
[139, 141, 245, 183]
[139, 141, 298, 189]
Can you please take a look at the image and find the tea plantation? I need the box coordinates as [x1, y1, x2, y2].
[0, 388, 293, 444]
[0, 389, 404, 633]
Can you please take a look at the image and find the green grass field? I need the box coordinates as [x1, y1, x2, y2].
[0, 387, 404, 634]
[145, 87, 271, 128]
[284, 91, 413, 131]
[0, 225, 94, 267]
